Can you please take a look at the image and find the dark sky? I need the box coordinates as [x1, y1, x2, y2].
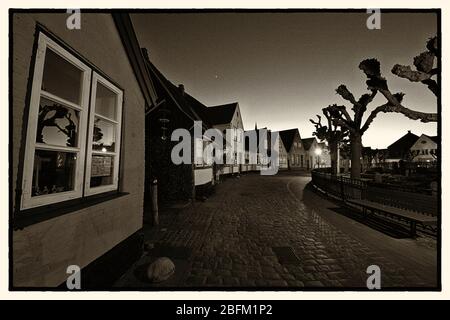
[132, 11, 438, 148]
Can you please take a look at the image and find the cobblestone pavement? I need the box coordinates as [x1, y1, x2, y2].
[115, 172, 438, 289]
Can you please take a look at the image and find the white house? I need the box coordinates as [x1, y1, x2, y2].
[206, 102, 244, 176]
[410, 134, 438, 162]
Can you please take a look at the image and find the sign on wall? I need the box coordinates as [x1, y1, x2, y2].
[91, 156, 112, 177]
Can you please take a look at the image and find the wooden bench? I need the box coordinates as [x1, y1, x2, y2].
[346, 199, 437, 237]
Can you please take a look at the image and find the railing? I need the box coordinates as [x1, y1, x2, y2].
[311, 170, 438, 217]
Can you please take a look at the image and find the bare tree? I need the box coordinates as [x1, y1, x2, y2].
[358, 36, 438, 124]
[324, 85, 379, 178]
[310, 111, 348, 175]
[37, 102, 77, 147]
[392, 36, 438, 97]
[322, 36, 439, 179]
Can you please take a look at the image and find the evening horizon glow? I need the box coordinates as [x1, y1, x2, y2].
[132, 11, 438, 149]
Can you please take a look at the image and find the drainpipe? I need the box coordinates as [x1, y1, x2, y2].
[151, 179, 159, 226]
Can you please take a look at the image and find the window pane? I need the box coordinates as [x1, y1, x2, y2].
[41, 48, 82, 105]
[36, 97, 80, 147]
[31, 150, 76, 196]
[90, 155, 114, 187]
[92, 117, 116, 152]
[95, 82, 117, 120]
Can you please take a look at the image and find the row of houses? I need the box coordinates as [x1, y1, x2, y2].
[10, 12, 328, 288]
[142, 48, 330, 205]
[362, 130, 439, 169]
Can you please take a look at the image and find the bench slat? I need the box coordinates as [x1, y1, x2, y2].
[347, 199, 437, 223]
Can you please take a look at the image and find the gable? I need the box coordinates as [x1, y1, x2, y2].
[410, 134, 438, 150]
[279, 128, 301, 152]
[387, 131, 419, 158]
[207, 102, 239, 126]
[232, 104, 244, 130]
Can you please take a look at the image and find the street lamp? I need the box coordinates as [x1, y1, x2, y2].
[315, 148, 322, 168]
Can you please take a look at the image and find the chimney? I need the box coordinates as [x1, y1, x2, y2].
[178, 84, 185, 95]
[408, 130, 411, 134]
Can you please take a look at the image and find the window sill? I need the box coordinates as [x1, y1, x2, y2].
[12, 191, 129, 230]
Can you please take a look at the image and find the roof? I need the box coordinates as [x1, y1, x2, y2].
[301, 137, 317, 151]
[387, 131, 419, 158]
[112, 13, 157, 112]
[206, 102, 238, 125]
[279, 129, 299, 152]
[142, 49, 210, 127]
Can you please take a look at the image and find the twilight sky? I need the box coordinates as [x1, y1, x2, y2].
[132, 11, 438, 148]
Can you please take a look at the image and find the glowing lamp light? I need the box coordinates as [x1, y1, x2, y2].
[315, 148, 322, 156]
[102, 147, 107, 152]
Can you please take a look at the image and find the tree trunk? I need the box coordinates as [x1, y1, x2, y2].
[350, 132, 362, 179]
[330, 141, 338, 175]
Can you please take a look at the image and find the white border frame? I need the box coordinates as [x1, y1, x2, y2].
[20, 33, 91, 210]
[84, 72, 123, 196]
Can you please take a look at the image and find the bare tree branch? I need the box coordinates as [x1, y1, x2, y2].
[391, 64, 434, 82]
[359, 58, 438, 122]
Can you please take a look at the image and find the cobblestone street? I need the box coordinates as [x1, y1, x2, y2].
[116, 172, 438, 289]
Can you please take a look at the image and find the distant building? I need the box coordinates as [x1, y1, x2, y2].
[277, 132, 289, 170]
[409, 134, 438, 162]
[317, 142, 331, 168]
[302, 137, 320, 170]
[202, 102, 244, 176]
[243, 125, 289, 173]
[385, 130, 419, 162]
[279, 128, 304, 170]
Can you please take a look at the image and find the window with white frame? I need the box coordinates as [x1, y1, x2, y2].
[20, 32, 123, 210]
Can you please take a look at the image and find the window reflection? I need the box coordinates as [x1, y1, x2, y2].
[31, 150, 76, 196]
[95, 82, 117, 120]
[41, 48, 82, 105]
[36, 97, 79, 147]
[92, 117, 116, 152]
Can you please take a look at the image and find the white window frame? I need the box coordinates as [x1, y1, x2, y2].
[84, 72, 123, 196]
[21, 33, 91, 210]
[21, 32, 124, 210]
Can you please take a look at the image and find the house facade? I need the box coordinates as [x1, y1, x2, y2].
[279, 128, 304, 170]
[11, 13, 157, 287]
[277, 133, 289, 170]
[206, 102, 244, 176]
[409, 134, 438, 162]
[385, 130, 419, 162]
[142, 51, 215, 205]
[302, 137, 320, 170]
[317, 142, 331, 168]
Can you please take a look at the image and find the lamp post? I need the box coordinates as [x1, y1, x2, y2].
[315, 147, 322, 168]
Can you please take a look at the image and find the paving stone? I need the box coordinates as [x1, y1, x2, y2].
[117, 173, 437, 289]
[185, 275, 206, 286]
[222, 277, 240, 286]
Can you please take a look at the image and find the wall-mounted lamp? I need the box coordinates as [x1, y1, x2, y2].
[157, 101, 170, 141]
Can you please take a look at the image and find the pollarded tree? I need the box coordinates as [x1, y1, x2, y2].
[358, 36, 438, 123]
[392, 36, 438, 98]
[327, 36, 439, 179]
[310, 110, 348, 175]
[325, 85, 382, 178]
